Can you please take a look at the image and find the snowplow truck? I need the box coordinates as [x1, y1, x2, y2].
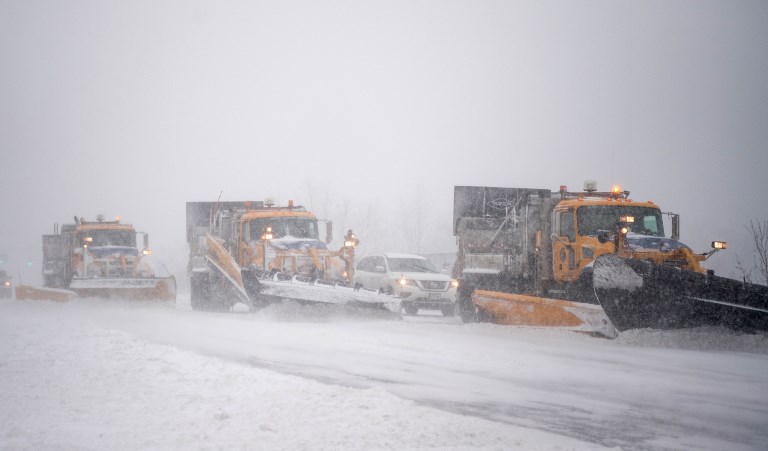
[186, 200, 401, 314]
[25, 216, 177, 301]
[453, 183, 767, 335]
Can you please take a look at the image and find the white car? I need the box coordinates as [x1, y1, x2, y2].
[354, 253, 458, 316]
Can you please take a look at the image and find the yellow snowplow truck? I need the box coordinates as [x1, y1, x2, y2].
[16, 215, 176, 301]
[453, 183, 767, 336]
[186, 200, 400, 315]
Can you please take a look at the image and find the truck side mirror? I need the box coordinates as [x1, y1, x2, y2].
[143, 233, 149, 249]
[597, 231, 610, 244]
[671, 214, 680, 241]
[325, 221, 333, 244]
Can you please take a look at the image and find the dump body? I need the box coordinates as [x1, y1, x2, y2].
[453, 186, 556, 296]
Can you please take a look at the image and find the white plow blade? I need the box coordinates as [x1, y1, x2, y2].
[261, 278, 401, 314]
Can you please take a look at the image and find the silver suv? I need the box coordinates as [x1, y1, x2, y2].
[354, 253, 458, 316]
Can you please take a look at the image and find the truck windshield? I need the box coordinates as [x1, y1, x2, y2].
[81, 230, 136, 247]
[578, 206, 664, 237]
[249, 217, 319, 240]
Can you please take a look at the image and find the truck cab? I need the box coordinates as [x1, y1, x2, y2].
[552, 184, 716, 283]
[551, 196, 668, 283]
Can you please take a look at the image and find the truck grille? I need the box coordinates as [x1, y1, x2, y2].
[420, 280, 448, 290]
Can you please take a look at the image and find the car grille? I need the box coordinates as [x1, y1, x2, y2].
[420, 280, 448, 290]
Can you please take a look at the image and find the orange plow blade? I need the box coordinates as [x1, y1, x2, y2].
[472, 290, 617, 338]
[15, 285, 77, 302]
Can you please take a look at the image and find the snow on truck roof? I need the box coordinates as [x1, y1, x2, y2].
[76, 223, 136, 231]
[556, 198, 660, 209]
[241, 210, 316, 220]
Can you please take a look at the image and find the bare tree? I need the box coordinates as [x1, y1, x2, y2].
[735, 253, 753, 283]
[744, 219, 768, 285]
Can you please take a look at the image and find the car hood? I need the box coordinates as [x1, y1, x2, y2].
[393, 271, 453, 282]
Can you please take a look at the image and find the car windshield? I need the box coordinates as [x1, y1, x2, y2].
[578, 205, 665, 237]
[249, 217, 319, 240]
[81, 230, 136, 247]
[386, 257, 439, 273]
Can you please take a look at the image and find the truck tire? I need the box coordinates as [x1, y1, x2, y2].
[190, 272, 211, 311]
[458, 285, 477, 323]
[191, 271, 232, 312]
[441, 304, 456, 317]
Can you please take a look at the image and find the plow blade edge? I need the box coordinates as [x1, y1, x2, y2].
[68, 276, 177, 301]
[245, 271, 402, 317]
[15, 285, 77, 302]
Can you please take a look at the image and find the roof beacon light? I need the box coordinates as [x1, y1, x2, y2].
[611, 185, 622, 196]
[712, 241, 727, 250]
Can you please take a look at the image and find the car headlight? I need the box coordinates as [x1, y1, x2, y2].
[451, 279, 459, 288]
[397, 277, 416, 286]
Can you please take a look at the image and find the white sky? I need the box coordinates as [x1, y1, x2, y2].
[1, 0, 767, 283]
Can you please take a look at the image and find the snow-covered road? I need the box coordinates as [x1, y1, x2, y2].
[2, 297, 767, 450]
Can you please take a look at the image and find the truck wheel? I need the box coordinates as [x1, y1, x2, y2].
[190, 272, 211, 311]
[441, 304, 456, 317]
[458, 285, 477, 323]
[191, 271, 232, 312]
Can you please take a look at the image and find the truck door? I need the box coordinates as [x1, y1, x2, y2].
[553, 209, 578, 282]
